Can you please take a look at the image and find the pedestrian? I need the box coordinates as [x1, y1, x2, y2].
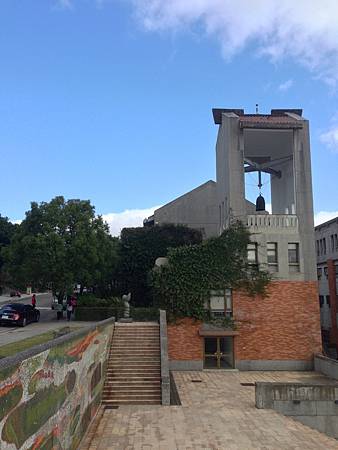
[71, 295, 77, 315]
[56, 302, 63, 320]
[66, 297, 73, 321]
[31, 294, 36, 308]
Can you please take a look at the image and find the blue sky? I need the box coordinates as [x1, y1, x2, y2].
[1, 0, 338, 234]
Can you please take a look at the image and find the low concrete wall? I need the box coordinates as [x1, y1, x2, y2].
[169, 360, 204, 371]
[237, 359, 313, 371]
[0, 318, 114, 450]
[256, 382, 338, 439]
[315, 354, 338, 380]
[159, 310, 170, 405]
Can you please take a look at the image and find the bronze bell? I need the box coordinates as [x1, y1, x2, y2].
[256, 194, 265, 212]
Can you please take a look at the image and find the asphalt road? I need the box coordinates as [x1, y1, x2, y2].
[0, 293, 90, 346]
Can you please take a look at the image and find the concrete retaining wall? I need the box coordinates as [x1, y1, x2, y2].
[237, 359, 313, 371]
[256, 381, 338, 439]
[0, 318, 114, 450]
[315, 354, 338, 380]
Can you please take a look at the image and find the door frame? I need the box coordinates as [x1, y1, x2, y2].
[203, 336, 235, 369]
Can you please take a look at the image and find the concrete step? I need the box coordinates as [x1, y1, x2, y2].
[110, 353, 160, 357]
[106, 375, 161, 381]
[112, 341, 159, 344]
[106, 372, 160, 377]
[103, 384, 160, 390]
[102, 394, 161, 401]
[107, 366, 160, 371]
[104, 379, 161, 385]
[110, 346, 160, 349]
[114, 331, 159, 334]
[106, 372, 160, 376]
[102, 399, 161, 405]
[114, 329, 159, 332]
[115, 326, 159, 329]
[103, 324, 161, 406]
[110, 351, 160, 354]
[106, 368, 160, 371]
[113, 336, 159, 340]
[106, 366, 160, 370]
[112, 339, 159, 342]
[102, 386, 161, 397]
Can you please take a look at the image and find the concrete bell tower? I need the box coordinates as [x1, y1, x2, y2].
[213, 108, 316, 282]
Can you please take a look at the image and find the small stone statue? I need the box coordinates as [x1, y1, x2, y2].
[122, 292, 131, 318]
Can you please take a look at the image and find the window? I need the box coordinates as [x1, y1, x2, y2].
[316, 240, 320, 257]
[326, 295, 330, 307]
[267, 242, 278, 272]
[336, 265, 338, 278]
[331, 235, 335, 252]
[319, 295, 324, 307]
[323, 238, 326, 255]
[225, 289, 232, 318]
[324, 267, 328, 278]
[317, 267, 322, 280]
[288, 243, 300, 272]
[247, 243, 258, 264]
[335, 234, 338, 250]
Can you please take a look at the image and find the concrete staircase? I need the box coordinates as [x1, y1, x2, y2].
[102, 322, 161, 406]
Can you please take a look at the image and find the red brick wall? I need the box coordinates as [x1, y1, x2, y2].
[167, 318, 203, 361]
[234, 281, 322, 361]
[167, 281, 322, 363]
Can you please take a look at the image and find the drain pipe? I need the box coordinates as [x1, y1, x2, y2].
[159, 310, 170, 405]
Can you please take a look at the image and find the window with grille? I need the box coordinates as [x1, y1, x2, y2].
[267, 242, 278, 272]
[247, 243, 258, 264]
[288, 243, 300, 272]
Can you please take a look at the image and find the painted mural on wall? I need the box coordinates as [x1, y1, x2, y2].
[0, 322, 113, 450]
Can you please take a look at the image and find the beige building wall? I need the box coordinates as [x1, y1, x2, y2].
[154, 181, 218, 238]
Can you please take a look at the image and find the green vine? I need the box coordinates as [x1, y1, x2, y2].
[151, 222, 271, 321]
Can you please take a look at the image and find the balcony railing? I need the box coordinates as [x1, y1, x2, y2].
[247, 214, 298, 229]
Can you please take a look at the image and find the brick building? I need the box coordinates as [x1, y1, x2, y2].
[149, 108, 322, 371]
[315, 217, 338, 355]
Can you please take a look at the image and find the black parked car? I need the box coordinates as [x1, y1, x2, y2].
[0, 304, 40, 327]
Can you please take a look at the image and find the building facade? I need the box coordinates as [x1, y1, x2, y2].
[315, 217, 338, 355]
[151, 108, 322, 370]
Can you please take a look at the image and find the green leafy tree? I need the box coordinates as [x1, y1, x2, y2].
[152, 222, 271, 320]
[116, 224, 203, 305]
[0, 215, 18, 292]
[5, 197, 117, 297]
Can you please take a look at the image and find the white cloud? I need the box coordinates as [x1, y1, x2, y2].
[320, 125, 338, 153]
[278, 79, 293, 92]
[102, 205, 162, 236]
[314, 211, 338, 226]
[130, 0, 338, 85]
[56, 0, 73, 9]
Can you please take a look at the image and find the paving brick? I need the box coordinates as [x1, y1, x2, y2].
[82, 371, 338, 449]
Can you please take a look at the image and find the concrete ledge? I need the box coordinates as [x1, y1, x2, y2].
[315, 354, 338, 380]
[255, 381, 338, 440]
[169, 360, 203, 371]
[0, 317, 115, 371]
[256, 382, 338, 409]
[236, 359, 313, 371]
[160, 310, 170, 405]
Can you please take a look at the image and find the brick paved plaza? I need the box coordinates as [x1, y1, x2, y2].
[82, 371, 338, 450]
